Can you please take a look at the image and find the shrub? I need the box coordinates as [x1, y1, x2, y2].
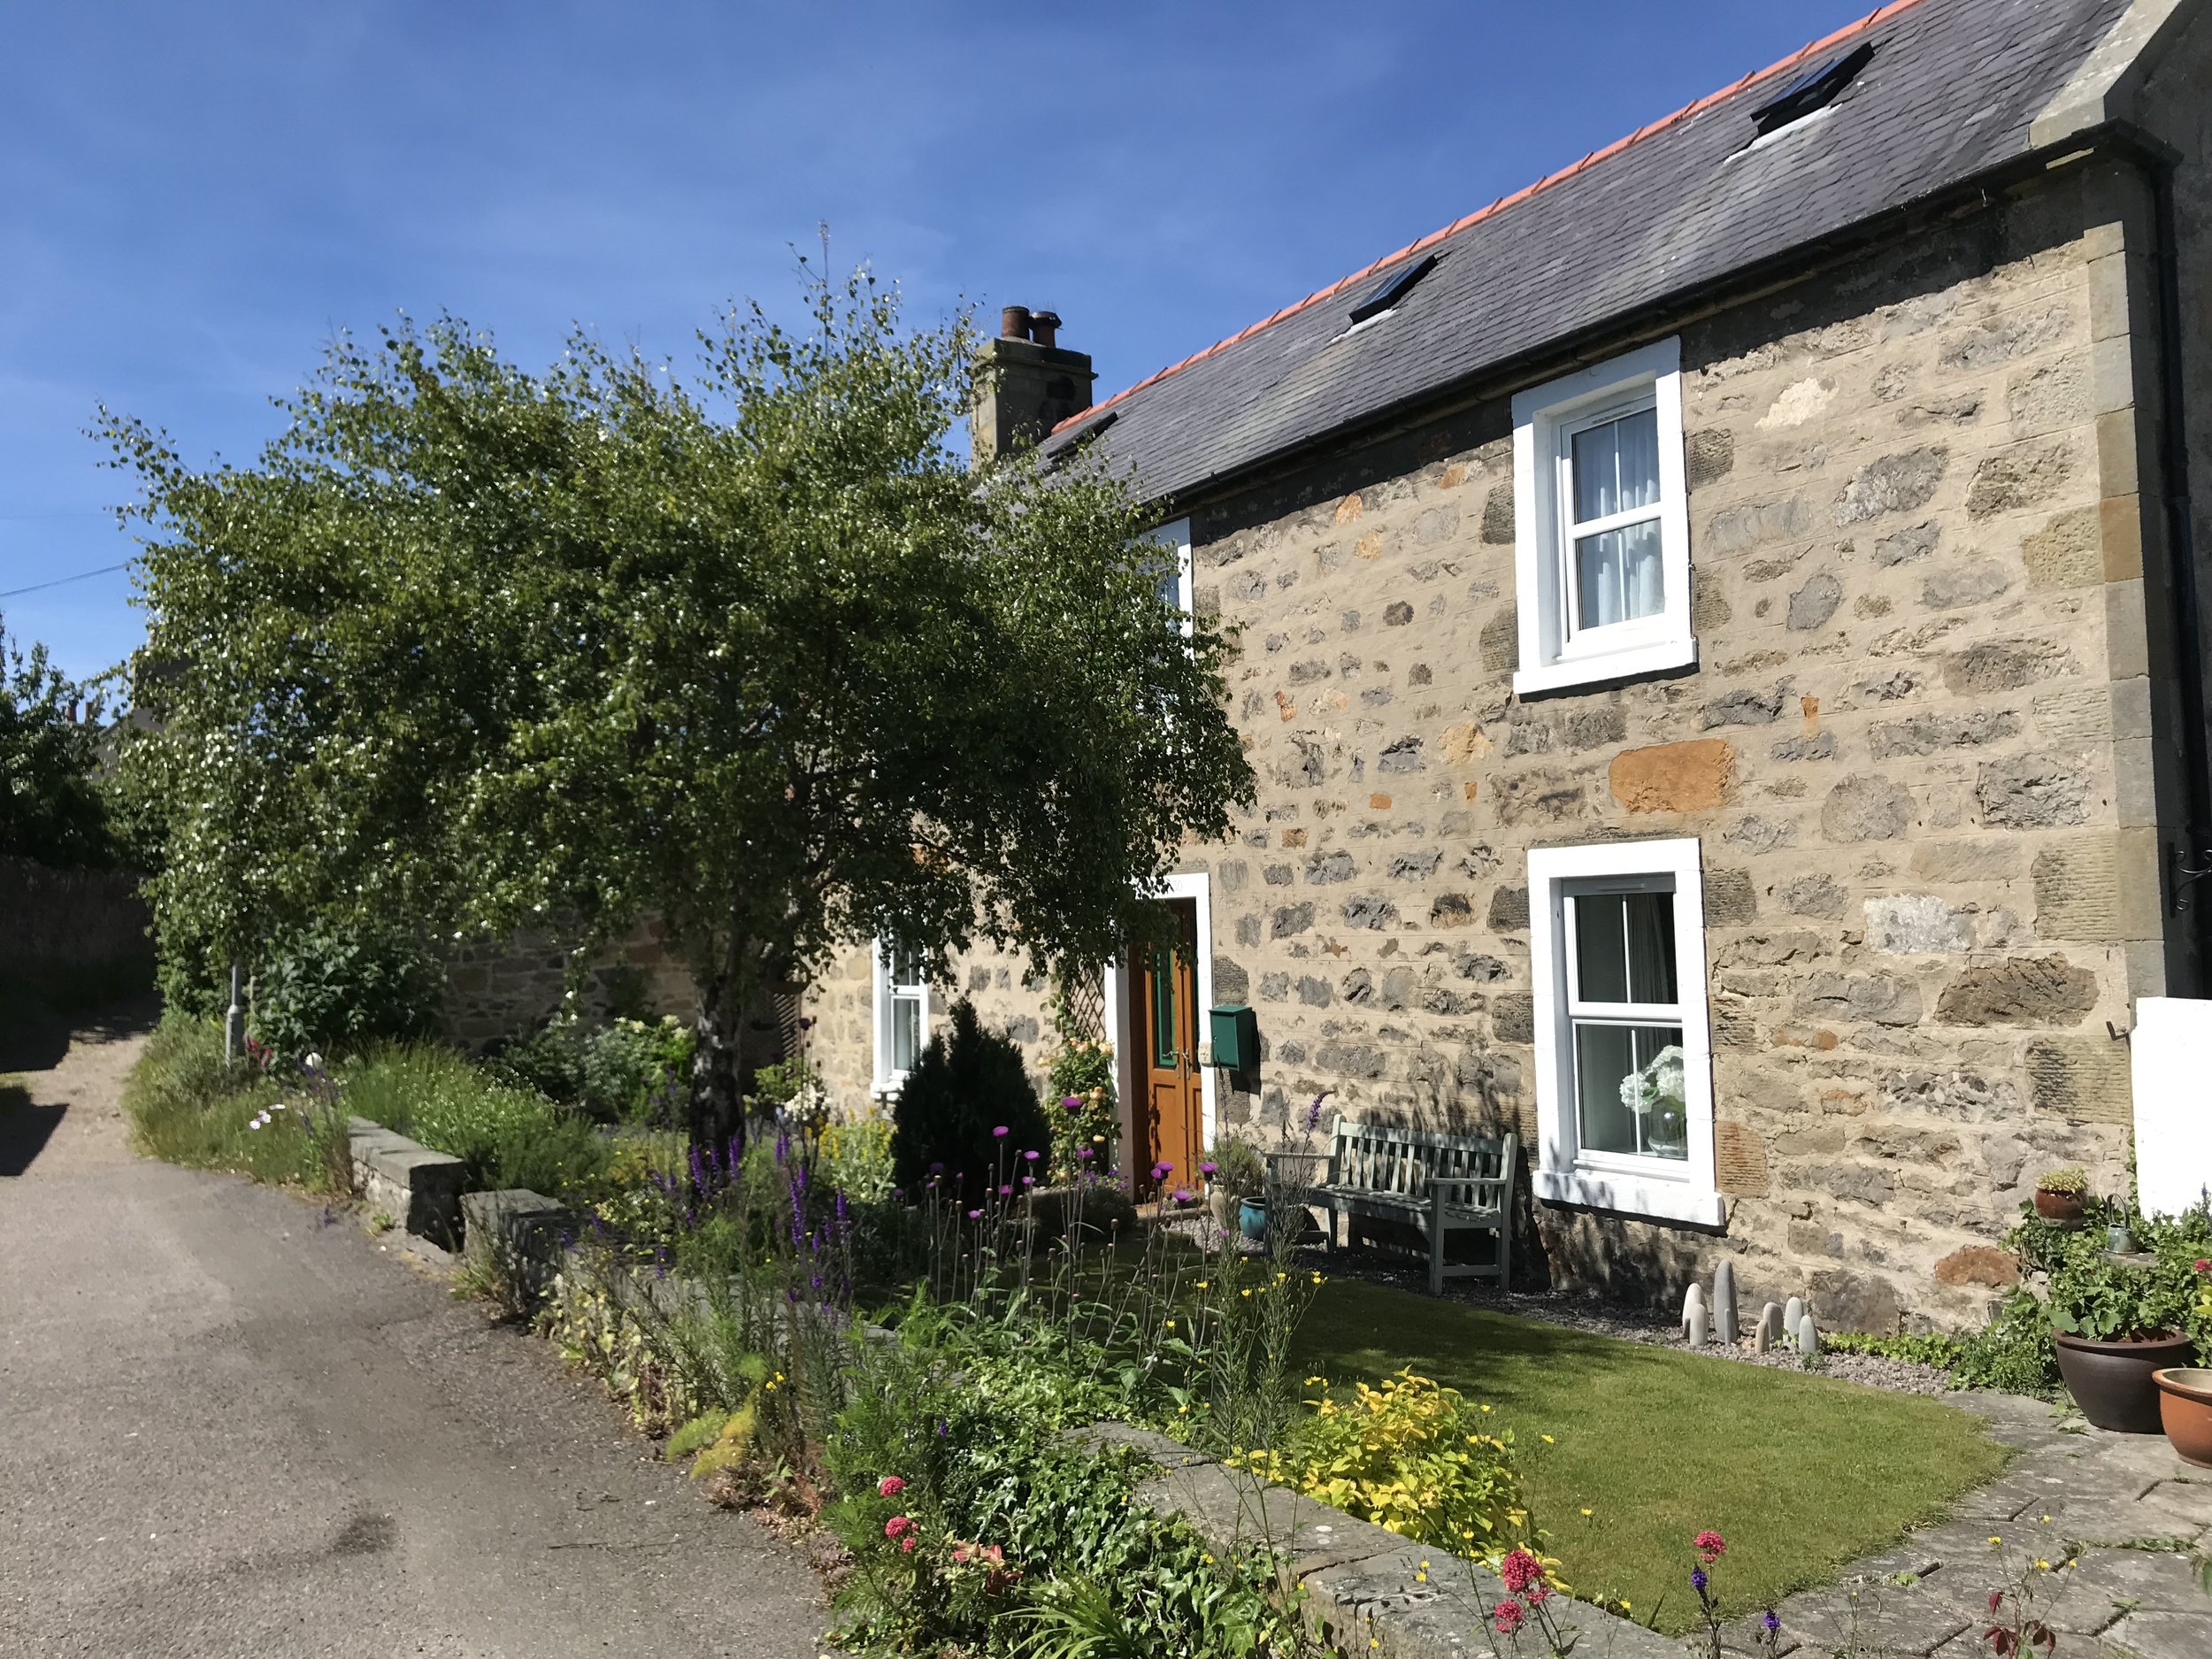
[2036, 1167, 2089, 1195]
[253, 916, 442, 1060]
[482, 1022, 587, 1103]
[888, 1000, 1052, 1205]
[1234, 1368, 1526, 1554]
[818, 1115, 895, 1202]
[580, 1016, 693, 1125]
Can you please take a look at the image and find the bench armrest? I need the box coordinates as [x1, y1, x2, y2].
[1263, 1150, 1330, 1171]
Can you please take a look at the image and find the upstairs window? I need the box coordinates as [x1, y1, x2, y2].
[872, 940, 929, 1096]
[1512, 337, 1694, 695]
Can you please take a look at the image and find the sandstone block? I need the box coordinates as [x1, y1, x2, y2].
[1307, 850, 1356, 884]
[1297, 976, 1332, 1007]
[1978, 751, 2092, 829]
[1456, 952, 1509, 981]
[1912, 840, 2020, 882]
[1479, 485, 1513, 542]
[1429, 893, 1474, 928]
[1865, 894, 1975, 954]
[1965, 440, 2075, 518]
[1494, 993, 1535, 1045]
[1794, 972, 1923, 1026]
[1787, 572, 1843, 630]
[1610, 739, 1738, 813]
[1936, 955, 2099, 1026]
[2027, 1037, 2131, 1124]
[1809, 1268, 1900, 1334]
[1834, 447, 1947, 524]
[1716, 1121, 1770, 1196]
[1869, 710, 2019, 758]
[1938, 304, 2068, 371]
[1934, 1245, 2020, 1288]
[1921, 559, 2013, 610]
[1942, 638, 2071, 694]
[1780, 873, 1847, 917]
[1873, 521, 1939, 565]
[1704, 868, 1756, 924]
[1702, 687, 1784, 727]
[1342, 895, 1397, 930]
[1479, 610, 1518, 672]
[1388, 849, 1441, 879]
[2017, 511, 2097, 593]
[1685, 427, 1735, 484]
[1271, 903, 1314, 939]
[1493, 769, 1587, 826]
[1486, 885, 1530, 932]
[1821, 775, 1913, 842]
[1707, 495, 1813, 553]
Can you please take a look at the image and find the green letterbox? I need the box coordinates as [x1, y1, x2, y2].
[1208, 1003, 1258, 1071]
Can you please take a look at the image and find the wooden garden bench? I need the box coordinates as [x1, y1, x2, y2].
[1265, 1121, 1517, 1296]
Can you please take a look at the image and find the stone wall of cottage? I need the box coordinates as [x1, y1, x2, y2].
[1184, 164, 2161, 1333]
[799, 158, 2187, 1332]
[442, 916, 696, 1049]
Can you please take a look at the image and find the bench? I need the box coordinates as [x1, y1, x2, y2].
[1265, 1121, 1517, 1296]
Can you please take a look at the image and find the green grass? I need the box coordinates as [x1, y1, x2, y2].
[1292, 1280, 2009, 1634]
[119, 1018, 333, 1188]
[344, 1041, 612, 1197]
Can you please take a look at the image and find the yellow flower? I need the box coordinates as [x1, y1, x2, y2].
[1989, 1536, 2002, 1546]
[1580, 1508, 1593, 1517]
[2034, 1559, 2051, 1571]
[1540, 1434, 1555, 1444]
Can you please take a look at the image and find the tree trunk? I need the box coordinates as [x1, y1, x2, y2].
[690, 933, 749, 1162]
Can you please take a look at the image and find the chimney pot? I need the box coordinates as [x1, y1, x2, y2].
[1028, 310, 1062, 349]
[999, 304, 1033, 341]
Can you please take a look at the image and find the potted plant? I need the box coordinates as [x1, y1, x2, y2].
[2034, 1167, 2090, 1223]
[1204, 1136, 1265, 1238]
[2154, 1368, 2212, 1467]
[2048, 1259, 2196, 1432]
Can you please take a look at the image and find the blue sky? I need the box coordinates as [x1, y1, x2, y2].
[3, 0, 1869, 683]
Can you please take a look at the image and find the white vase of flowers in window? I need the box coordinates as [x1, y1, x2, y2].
[1618, 1044, 1687, 1158]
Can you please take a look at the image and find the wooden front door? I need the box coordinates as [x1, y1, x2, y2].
[1133, 899, 1202, 1199]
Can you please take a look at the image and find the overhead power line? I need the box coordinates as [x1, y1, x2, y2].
[0, 561, 131, 600]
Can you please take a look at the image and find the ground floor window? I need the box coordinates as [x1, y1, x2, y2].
[872, 940, 928, 1096]
[1526, 837, 1721, 1225]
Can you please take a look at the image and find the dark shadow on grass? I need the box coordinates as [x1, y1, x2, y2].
[0, 1083, 65, 1177]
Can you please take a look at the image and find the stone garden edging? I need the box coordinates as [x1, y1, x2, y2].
[345, 1115, 465, 1248]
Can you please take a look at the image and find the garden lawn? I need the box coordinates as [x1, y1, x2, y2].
[1292, 1281, 2008, 1636]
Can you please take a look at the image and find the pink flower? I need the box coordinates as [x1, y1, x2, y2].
[900, 1534, 916, 1554]
[999, 1185, 1013, 1196]
[992, 1125, 1010, 1138]
[885, 1515, 912, 1540]
[952, 1544, 972, 1564]
[1076, 1148, 1094, 1160]
[1501, 1548, 1544, 1594]
[1525, 1585, 1551, 1608]
[2194, 1258, 2209, 1276]
[1062, 1095, 1083, 1112]
[1199, 1161, 1217, 1176]
[878, 1476, 905, 1498]
[1024, 1149, 1041, 1162]
[1172, 1187, 1194, 1206]
[1694, 1530, 1727, 1563]
[1493, 1601, 1526, 1636]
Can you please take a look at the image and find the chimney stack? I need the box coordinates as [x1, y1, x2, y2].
[971, 304, 1093, 463]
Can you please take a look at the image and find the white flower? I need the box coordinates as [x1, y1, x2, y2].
[268, 1102, 288, 1112]
[303, 1052, 323, 1071]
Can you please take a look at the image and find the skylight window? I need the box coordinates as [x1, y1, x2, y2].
[1748, 41, 1875, 136]
[1348, 252, 1439, 326]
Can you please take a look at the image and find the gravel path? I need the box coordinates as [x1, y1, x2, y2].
[1, 1007, 830, 1659]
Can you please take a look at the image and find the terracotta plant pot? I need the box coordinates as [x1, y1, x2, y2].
[2053, 1329, 2196, 1432]
[2154, 1368, 2212, 1468]
[2034, 1188, 2086, 1222]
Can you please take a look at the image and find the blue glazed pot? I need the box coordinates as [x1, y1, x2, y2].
[1239, 1199, 1267, 1242]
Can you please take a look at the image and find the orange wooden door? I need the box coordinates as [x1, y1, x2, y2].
[1134, 900, 1202, 1199]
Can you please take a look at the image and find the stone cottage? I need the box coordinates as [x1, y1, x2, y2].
[807, 0, 2212, 1333]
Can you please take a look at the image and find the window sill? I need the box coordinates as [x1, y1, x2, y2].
[1533, 1165, 1726, 1226]
[1513, 636, 1696, 698]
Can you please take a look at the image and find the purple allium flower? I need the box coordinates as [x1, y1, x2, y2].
[992, 1125, 1010, 1138]
[1763, 1611, 1779, 1633]
[967, 1208, 983, 1219]
[1021, 1174, 1035, 1187]
[1062, 1094, 1083, 1112]
[998, 1185, 1012, 1196]
[1691, 1568, 1709, 1594]
[1024, 1149, 1040, 1162]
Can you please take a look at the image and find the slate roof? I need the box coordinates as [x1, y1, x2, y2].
[1042, 0, 2135, 504]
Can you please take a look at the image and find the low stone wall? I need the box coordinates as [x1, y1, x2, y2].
[0, 856, 153, 987]
[346, 1117, 465, 1249]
